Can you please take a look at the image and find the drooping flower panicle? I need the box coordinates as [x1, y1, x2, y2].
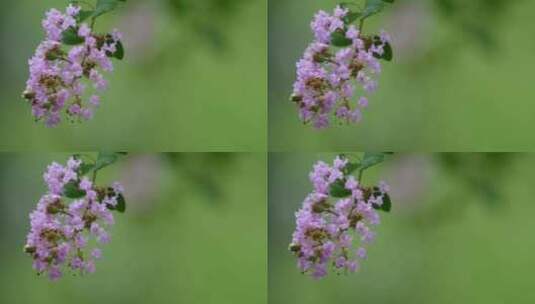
[23, 3, 125, 127]
[291, 5, 393, 129]
[289, 155, 391, 279]
[24, 156, 126, 281]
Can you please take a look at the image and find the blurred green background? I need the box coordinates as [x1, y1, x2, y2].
[0, 153, 266, 303]
[269, 0, 535, 151]
[0, 0, 266, 151]
[269, 153, 535, 303]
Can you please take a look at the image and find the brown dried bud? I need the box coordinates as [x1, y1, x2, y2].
[311, 199, 328, 213]
[350, 61, 365, 77]
[83, 213, 98, 228]
[45, 46, 65, 61]
[40, 228, 63, 242]
[349, 213, 364, 227]
[306, 78, 324, 89]
[83, 61, 97, 78]
[46, 199, 65, 214]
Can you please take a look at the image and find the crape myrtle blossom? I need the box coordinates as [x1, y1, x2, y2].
[291, 5, 393, 129]
[289, 156, 391, 279]
[24, 157, 125, 281]
[23, 4, 124, 127]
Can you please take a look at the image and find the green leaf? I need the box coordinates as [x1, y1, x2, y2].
[360, 152, 387, 171]
[371, 188, 392, 212]
[330, 31, 352, 47]
[63, 181, 86, 199]
[115, 194, 126, 212]
[362, 0, 385, 19]
[93, 0, 127, 18]
[114, 40, 124, 59]
[343, 161, 361, 175]
[381, 193, 392, 212]
[106, 193, 126, 213]
[343, 11, 361, 24]
[78, 163, 95, 176]
[94, 152, 124, 171]
[382, 42, 393, 61]
[106, 39, 124, 60]
[61, 27, 85, 45]
[371, 36, 393, 61]
[329, 179, 352, 198]
[339, 1, 360, 7]
[362, 0, 394, 19]
[76, 10, 94, 23]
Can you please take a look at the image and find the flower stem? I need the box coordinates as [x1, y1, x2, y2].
[92, 169, 98, 183]
[359, 18, 365, 32]
[90, 17, 96, 31]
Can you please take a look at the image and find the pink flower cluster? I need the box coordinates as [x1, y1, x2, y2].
[291, 6, 391, 129]
[289, 156, 390, 279]
[23, 4, 123, 127]
[24, 157, 124, 281]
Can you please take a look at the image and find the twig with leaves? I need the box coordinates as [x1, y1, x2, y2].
[289, 152, 392, 279]
[290, 1, 395, 129]
[24, 152, 127, 281]
[22, 0, 127, 127]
